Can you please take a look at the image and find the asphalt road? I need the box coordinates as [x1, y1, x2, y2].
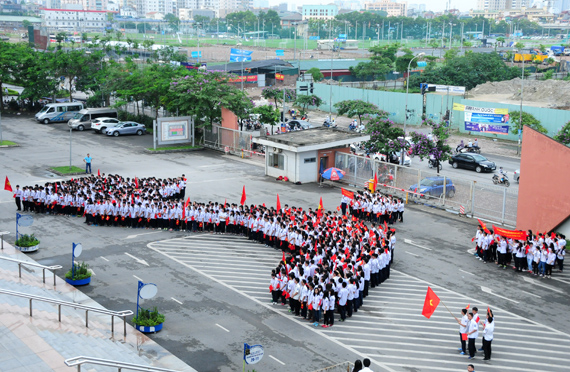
[0, 115, 568, 372]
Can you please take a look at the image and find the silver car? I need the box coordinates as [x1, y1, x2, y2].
[105, 121, 146, 137]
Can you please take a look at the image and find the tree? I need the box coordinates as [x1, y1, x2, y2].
[509, 111, 548, 137]
[364, 116, 403, 155]
[395, 48, 418, 74]
[165, 13, 181, 32]
[408, 119, 452, 174]
[334, 100, 381, 125]
[514, 42, 525, 50]
[349, 43, 399, 80]
[0, 42, 34, 110]
[295, 94, 324, 115]
[261, 86, 295, 107]
[443, 48, 459, 65]
[463, 41, 473, 48]
[50, 48, 102, 102]
[22, 19, 31, 29]
[553, 121, 570, 145]
[306, 67, 324, 82]
[168, 70, 252, 128]
[254, 105, 279, 133]
[496, 36, 505, 47]
[140, 63, 186, 120]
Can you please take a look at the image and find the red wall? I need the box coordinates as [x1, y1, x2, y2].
[516, 127, 570, 232]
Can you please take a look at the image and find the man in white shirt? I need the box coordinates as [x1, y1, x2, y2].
[465, 313, 479, 359]
[338, 282, 348, 322]
[360, 358, 373, 372]
[482, 314, 494, 361]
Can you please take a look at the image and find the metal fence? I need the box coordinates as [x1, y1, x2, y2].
[311, 361, 354, 372]
[203, 125, 259, 155]
[334, 152, 518, 226]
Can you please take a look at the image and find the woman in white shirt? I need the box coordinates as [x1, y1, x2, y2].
[545, 244, 557, 278]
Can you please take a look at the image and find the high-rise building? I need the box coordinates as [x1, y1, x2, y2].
[364, 0, 408, 17]
[477, 0, 532, 9]
[301, 4, 338, 20]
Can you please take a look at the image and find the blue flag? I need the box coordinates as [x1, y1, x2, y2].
[275, 49, 284, 56]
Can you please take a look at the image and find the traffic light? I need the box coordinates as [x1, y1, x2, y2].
[280, 111, 284, 121]
[310, 83, 314, 94]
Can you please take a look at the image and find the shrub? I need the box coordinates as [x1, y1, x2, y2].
[118, 110, 154, 128]
[14, 233, 39, 247]
[132, 307, 165, 326]
[65, 262, 92, 280]
[553, 120, 570, 145]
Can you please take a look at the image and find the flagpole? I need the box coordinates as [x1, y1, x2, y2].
[440, 300, 457, 319]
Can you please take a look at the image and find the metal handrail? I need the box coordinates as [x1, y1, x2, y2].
[0, 231, 9, 250]
[64, 356, 181, 372]
[0, 256, 62, 287]
[0, 288, 133, 336]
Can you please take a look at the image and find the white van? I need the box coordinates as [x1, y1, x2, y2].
[67, 108, 119, 131]
[35, 102, 84, 124]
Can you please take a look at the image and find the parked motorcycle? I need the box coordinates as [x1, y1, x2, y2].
[428, 158, 442, 171]
[492, 173, 510, 187]
[455, 145, 481, 154]
[323, 119, 337, 128]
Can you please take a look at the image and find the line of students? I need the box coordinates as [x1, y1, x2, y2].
[473, 227, 566, 278]
[456, 307, 495, 361]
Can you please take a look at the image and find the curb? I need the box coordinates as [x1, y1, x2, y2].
[143, 147, 204, 154]
[49, 168, 86, 177]
[0, 144, 20, 148]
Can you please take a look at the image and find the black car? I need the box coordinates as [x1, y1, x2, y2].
[448, 153, 496, 173]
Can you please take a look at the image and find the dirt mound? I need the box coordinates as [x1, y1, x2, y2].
[469, 78, 570, 108]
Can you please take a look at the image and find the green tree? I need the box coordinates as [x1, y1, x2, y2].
[364, 116, 403, 155]
[0, 42, 34, 110]
[261, 86, 295, 107]
[553, 121, 570, 145]
[514, 42, 525, 50]
[334, 100, 381, 125]
[349, 43, 399, 80]
[429, 40, 439, 49]
[395, 48, 418, 74]
[306, 67, 324, 82]
[443, 48, 459, 65]
[496, 36, 505, 47]
[164, 13, 180, 32]
[22, 19, 31, 28]
[509, 111, 548, 137]
[295, 94, 324, 115]
[168, 70, 252, 128]
[462, 41, 473, 48]
[50, 48, 102, 101]
[253, 105, 279, 133]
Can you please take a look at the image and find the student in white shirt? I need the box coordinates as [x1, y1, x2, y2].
[482, 314, 494, 361]
[465, 313, 479, 359]
[456, 308, 469, 355]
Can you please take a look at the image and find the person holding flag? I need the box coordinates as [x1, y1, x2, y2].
[465, 312, 479, 359]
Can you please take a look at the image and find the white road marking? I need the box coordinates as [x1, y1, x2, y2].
[215, 323, 230, 332]
[481, 285, 520, 303]
[403, 238, 432, 251]
[459, 269, 475, 276]
[124, 231, 162, 239]
[124, 252, 150, 266]
[269, 355, 285, 365]
[133, 275, 143, 282]
[520, 289, 542, 298]
[550, 277, 570, 285]
[405, 251, 419, 257]
[523, 276, 564, 294]
[171, 297, 183, 305]
[100, 256, 109, 262]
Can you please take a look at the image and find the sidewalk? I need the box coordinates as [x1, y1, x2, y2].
[0, 242, 197, 372]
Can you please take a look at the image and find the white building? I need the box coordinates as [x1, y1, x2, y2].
[41, 8, 115, 31]
[120, 6, 137, 17]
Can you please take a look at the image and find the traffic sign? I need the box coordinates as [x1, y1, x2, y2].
[244, 343, 264, 365]
[17, 214, 34, 227]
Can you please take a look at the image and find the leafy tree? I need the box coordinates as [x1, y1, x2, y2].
[429, 40, 439, 49]
[50, 49, 102, 102]
[496, 36, 505, 47]
[364, 116, 403, 155]
[253, 105, 279, 133]
[408, 52, 520, 90]
[509, 111, 548, 136]
[395, 48, 418, 74]
[226, 11, 257, 32]
[261, 86, 295, 107]
[295, 94, 324, 115]
[258, 10, 281, 31]
[22, 19, 31, 28]
[349, 43, 399, 80]
[193, 15, 211, 26]
[168, 70, 252, 128]
[164, 13, 180, 32]
[553, 121, 570, 145]
[306, 67, 324, 82]
[140, 63, 185, 120]
[334, 100, 381, 125]
[0, 42, 34, 110]
[514, 42, 525, 50]
[443, 48, 459, 64]
[463, 41, 473, 47]
[408, 119, 452, 174]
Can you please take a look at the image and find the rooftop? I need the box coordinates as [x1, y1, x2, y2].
[255, 127, 369, 150]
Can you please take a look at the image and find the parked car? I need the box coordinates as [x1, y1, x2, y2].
[514, 169, 520, 182]
[288, 120, 313, 130]
[373, 152, 412, 166]
[448, 153, 496, 173]
[409, 177, 456, 198]
[105, 122, 146, 136]
[91, 117, 120, 134]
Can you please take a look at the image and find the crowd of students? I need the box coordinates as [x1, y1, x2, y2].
[473, 226, 566, 278]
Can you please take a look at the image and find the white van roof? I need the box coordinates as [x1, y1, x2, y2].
[44, 102, 83, 107]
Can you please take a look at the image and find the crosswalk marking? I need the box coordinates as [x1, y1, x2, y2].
[148, 234, 570, 372]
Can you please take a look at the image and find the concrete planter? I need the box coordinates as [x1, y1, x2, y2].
[15, 244, 39, 253]
[135, 322, 163, 333]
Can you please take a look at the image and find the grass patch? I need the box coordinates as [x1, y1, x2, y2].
[0, 140, 17, 146]
[147, 144, 200, 151]
[50, 166, 85, 174]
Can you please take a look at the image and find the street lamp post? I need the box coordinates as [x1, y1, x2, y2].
[402, 52, 425, 165]
[293, 22, 297, 60]
[376, 23, 380, 43]
[518, 49, 524, 155]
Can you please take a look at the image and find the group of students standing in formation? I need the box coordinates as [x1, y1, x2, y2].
[473, 226, 566, 278]
[455, 306, 495, 362]
[269, 192, 398, 328]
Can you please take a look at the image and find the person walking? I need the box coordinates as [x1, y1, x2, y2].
[482, 314, 494, 361]
[465, 312, 479, 359]
[83, 153, 93, 174]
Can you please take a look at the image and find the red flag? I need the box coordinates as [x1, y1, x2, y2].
[276, 194, 281, 211]
[477, 218, 490, 234]
[471, 237, 475, 242]
[98, 169, 101, 176]
[54, 183, 58, 194]
[465, 303, 470, 310]
[421, 286, 440, 319]
[4, 176, 12, 192]
[134, 177, 139, 189]
[182, 197, 190, 219]
[240, 186, 246, 206]
[384, 221, 388, 231]
[373, 172, 378, 192]
[317, 197, 323, 218]
[223, 198, 226, 208]
[341, 188, 354, 199]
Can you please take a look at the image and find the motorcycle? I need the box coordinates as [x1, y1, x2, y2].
[349, 123, 365, 133]
[428, 158, 442, 171]
[492, 173, 510, 187]
[455, 145, 481, 154]
[323, 119, 337, 128]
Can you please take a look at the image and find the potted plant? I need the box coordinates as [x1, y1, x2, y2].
[64, 261, 92, 286]
[132, 307, 165, 333]
[14, 233, 40, 252]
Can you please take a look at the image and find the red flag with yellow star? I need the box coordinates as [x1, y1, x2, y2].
[421, 286, 440, 319]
